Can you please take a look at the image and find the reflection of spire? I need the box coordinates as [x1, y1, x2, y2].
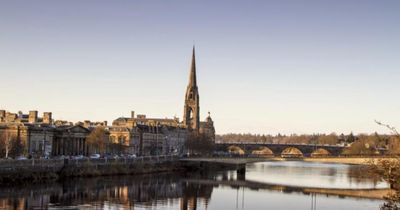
[180, 197, 188, 210]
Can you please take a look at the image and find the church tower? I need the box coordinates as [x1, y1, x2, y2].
[183, 46, 200, 132]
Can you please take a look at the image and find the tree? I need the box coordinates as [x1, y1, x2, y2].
[0, 130, 14, 158]
[369, 158, 400, 210]
[317, 133, 338, 145]
[9, 136, 24, 158]
[185, 132, 214, 156]
[86, 126, 108, 155]
[0, 129, 25, 158]
[371, 121, 400, 209]
[342, 135, 379, 155]
[347, 132, 356, 144]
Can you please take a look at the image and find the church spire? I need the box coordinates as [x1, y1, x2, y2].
[184, 46, 200, 132]
[189, 45, 197, 88]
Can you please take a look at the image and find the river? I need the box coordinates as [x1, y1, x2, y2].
[0, 161, 388, 210]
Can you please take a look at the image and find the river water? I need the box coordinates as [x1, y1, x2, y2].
[0, 161, 388, 210]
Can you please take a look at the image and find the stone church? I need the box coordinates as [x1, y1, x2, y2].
[183, 46, 215, 140]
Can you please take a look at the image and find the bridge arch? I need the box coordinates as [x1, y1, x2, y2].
[281, 147, 303, 158]
[227, 145, 245, 155]
[252, 146, 274, 157]
[311, 148, 331, 157]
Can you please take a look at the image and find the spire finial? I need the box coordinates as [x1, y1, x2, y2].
[189, 46, 197, 87]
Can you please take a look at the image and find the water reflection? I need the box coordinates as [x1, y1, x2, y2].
[0, 161, 387, 210]
[246, 161, 387, 189]
[0, 173, 214, 210]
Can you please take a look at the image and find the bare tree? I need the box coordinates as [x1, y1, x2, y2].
[375, 120, 400, 136]
[371, 121, 400, 209]
[0, 130, 13, 158]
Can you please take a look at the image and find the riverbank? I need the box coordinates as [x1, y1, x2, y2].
[0, 156, 182, 184]
[0, 156, 396, 184]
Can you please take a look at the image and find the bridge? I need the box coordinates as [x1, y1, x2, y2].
[215, 142, 347, 157]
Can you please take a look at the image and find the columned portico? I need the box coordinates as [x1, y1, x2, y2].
[52, 125, 90, 156]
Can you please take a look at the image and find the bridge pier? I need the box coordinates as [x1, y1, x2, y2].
[237, 165, 246, 181]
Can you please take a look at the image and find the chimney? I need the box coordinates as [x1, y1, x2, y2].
[43, 112, 52, 124]
[131, 111, 135, 119]
[6, 113, 17, 122]
[29, 110, 38, 123]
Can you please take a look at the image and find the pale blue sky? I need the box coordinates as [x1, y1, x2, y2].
[1, 1, 399, 134]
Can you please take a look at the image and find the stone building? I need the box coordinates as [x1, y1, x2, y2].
[111, 111, 187, 156]
[0, 122, 55, 157]
[133, 125, 187, 156]
[0, 110, 53, 124]
[52, 125, 90, 156]
[108, 126, 136, 154]
[27, 125, 54, 156]
[0, 110, 92, 157]
[162, 126, 188, 155]
[199, 114, 215, 141]
[0, 109, 57, 157]
[113, 111, 181, 128]
[183, 47, 216, 141]
[0, 123, 30, 157]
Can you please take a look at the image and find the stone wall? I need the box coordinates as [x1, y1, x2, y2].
[0, 155, 180, 183]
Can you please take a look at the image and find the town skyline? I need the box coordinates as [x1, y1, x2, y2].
[1, 1, 400, 135]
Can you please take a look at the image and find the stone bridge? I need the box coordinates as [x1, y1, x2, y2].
[215, 143, 347, 157]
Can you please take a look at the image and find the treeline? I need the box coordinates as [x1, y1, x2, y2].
[216, 132, 400, 154]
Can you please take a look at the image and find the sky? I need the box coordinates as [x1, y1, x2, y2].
[0, 0, 400, 135]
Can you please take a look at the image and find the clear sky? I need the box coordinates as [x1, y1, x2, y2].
[1, 1, 399, 135]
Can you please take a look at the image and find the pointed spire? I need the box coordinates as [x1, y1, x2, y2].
[189, 45, 197, 87]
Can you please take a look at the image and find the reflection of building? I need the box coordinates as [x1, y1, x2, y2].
[0, 173, 214, 210]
